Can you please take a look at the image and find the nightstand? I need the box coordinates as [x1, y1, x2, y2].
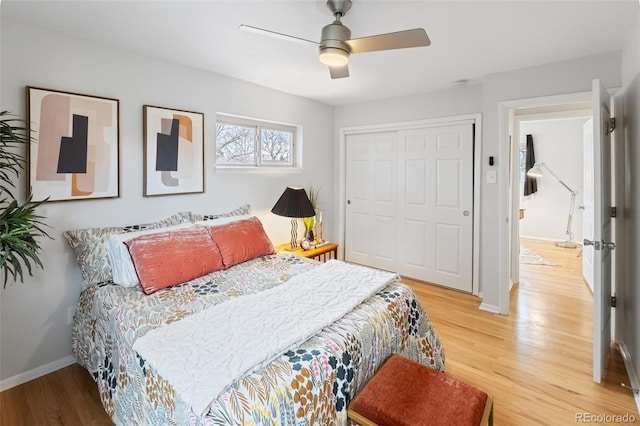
[275, 242, 338, 262]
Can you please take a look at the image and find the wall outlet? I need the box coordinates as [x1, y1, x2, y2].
[67, 307, 76, 326]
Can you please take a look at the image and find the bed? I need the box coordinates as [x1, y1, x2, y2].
[66, 209, 445, 426]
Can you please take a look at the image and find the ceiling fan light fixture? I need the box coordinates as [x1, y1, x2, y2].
[319, 47, 349, 67]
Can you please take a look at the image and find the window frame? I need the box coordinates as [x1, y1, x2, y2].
[519, 144, 527, 183]
[215, 114, 298, 169]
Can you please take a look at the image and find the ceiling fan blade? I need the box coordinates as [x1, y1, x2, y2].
[329, 64, 349, 79]
[239, 24, 318, 45]
[346, 28, 430, 54]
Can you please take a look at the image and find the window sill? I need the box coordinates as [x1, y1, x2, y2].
[215, 166, 305, 175]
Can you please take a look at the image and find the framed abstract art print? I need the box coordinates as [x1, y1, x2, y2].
[26, 86, 120, 202]
[143, 105, 204, 196]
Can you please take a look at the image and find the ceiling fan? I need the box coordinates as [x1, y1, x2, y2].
[240, 0, 431, 79]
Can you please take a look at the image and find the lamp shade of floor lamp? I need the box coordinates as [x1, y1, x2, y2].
[271, 186, 316, 250]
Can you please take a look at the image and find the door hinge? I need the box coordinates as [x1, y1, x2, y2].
[606, 117, 616, 135]
[611, 206, 617, 218]
[611, 296, 617, 308]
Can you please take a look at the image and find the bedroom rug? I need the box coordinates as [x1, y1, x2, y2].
[520, 246, 557, 266]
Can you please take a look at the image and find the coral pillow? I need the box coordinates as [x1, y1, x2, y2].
[125, 227, 224, 294]
[106, 223, 195, 287]
[204, 217, 274, 269]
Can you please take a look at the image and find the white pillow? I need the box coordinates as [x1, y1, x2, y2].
[106, 223, 194, 287]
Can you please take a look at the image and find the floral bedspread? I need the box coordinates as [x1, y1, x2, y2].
[73, 253, 445, 426]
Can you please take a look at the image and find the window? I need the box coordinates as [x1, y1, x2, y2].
[519, 145, 527, 183]
[216, 115, 297, 167]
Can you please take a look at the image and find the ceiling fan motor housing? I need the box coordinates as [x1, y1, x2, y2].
[320, 21, 352, 54]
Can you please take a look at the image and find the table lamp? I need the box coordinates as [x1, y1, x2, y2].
[271, 186, 316, 250]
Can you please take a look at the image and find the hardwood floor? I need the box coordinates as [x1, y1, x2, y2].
[1, 238, 637, 425]
[404, 238, 637, 425]
[0, 363, 111, 425]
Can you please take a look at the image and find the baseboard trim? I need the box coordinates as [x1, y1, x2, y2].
[618, 341, 640, 414]
[0, 355, 76, 392]
[479, 302, 501, 314]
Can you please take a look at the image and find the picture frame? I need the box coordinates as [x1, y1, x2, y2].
[143, 105, 204, 197]
[26, 86, 120, 202]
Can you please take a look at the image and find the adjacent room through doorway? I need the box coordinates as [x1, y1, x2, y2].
[510, 102, 593, 289]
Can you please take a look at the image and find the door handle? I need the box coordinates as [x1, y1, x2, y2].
[463, 210, 470, 216]
[584, 239, 615, 250]
[584, 239, 601, 250]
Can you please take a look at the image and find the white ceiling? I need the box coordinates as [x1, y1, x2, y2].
[3, 1, 639, 106]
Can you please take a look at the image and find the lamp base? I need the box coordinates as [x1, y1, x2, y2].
[287, 218, 299, 251]
[555, 240, 578, 249]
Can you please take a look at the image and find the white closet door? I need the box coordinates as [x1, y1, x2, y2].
[345, 132, 398, 272]
[345, 123, 474, 292]
[397, 125, 473, 291]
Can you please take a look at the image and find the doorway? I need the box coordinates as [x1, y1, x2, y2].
[497, 91, 593, 314]
[501, 84, 621, 384]
[511, 105, 593, 289]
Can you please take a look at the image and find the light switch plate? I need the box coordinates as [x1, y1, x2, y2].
[487, 171, 497, 184]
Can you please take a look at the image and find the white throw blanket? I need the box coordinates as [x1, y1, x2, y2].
[132, 260, 398, 416]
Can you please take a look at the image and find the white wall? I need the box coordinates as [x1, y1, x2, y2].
[482, 52, 621, 311]
[335, 52, 622, 311]
[333, 84, 484, 128]
[0, 19, 334, 386]
[618, 10, 640, 409]
[622, 11, 640, 87]
[519, 118, 587, 243]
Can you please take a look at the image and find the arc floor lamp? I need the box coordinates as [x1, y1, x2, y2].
[527, 162, 579, 248]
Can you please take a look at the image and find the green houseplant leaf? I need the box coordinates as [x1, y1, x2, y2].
[303, 186, 320, 241]
[0, 111, 50, 288]
[0, 111, 30, 200]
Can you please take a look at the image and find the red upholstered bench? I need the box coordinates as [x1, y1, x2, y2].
[348, 355, 493, 426]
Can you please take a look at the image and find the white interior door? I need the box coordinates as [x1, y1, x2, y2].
[345, 123, 473, 292]
[582, 118, 594, 292]
[396, 125, 473, 291]
[344, 132, 398, 272]
[590, 79, 614, 383]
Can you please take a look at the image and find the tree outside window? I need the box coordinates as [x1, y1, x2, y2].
[261, 129, 292, 166]
[216, 116, 296, 167]
[216, 123, 255, 165]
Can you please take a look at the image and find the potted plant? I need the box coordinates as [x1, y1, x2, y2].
[0, 111, 49, 288]
[303, 186, 320, 242]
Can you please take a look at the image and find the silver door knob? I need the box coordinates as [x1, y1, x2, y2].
[463, 210, 470, 216]
[603, 241, 616, 250]
[584, 239, 602, 250]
